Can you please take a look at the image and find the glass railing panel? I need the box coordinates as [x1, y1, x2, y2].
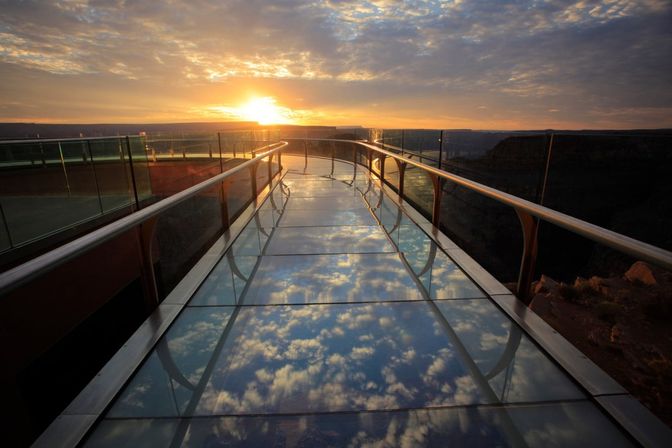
[1, 224, 156, 445]
[383, 156, 400, 190]
[1, 141, 100, 246]
[438, 182, 523, 285]
[380, 129, 402, 152]
[223, 166, 254, 223]
[88, 138, 134, 213]
[541, 132, 672, 252]
[127, 136, 153, 204]
[402, 165, 433, 214]
[0, 206, 11, 252]
[218, 130, 248, 159]
[440, 131, 548, 202]
[255, 160, 270, 194]
[400, 129, 442, 167]
[306, 139, 334, 159]
[153, 182, 225, 297]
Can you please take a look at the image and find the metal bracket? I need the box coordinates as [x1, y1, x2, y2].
[137, 216, 159, 310]
[430, 173, 443, 227]
[515, 208, 540, 303]
[395, 160, 407, 198]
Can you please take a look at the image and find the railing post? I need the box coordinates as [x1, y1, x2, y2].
[86, 140, 105, 215]
[367, 149, 373, 172]
[57, 141, 71, 197]
[397, 160, 407, 198]
[250, 164, 258, 200]
[220, 180, 230, 231]
[125, 136, 141, 210]
[0, 202, 14, 249]
[438, 130, 444, 170]
[515, 208, 540, 304]
[137, 217, 159, 310]
[379, 154, 385, 182]
[430, 173, 443, 227]
[217, 133, 224, 174]
[330, 141, 335, 176]
[39, 141, 46, 167]
[267, 154, 272, 183]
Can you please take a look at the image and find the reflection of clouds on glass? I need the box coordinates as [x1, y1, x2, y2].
[231, 221, 269, 256]
[196, 302, 484, 415]
[279, 208, 376, 226]
[108, 308, 232, 417]
[284, 195, 366, 211]
[189, 255, 256, 306]
[87, 400, 633, 447]
[392, 224, 485, 300]
[436, 299, 585, 403]
[265, 226, 394, 255]
[245, 254, 422, 304]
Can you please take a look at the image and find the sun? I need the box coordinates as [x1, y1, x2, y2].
[236, 97, 294, 125]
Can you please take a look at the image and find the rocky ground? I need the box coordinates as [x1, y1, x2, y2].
[528, 261, 672, 427]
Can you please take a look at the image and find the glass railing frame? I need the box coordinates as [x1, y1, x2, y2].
[0, 141, 287, 299]
[287, 138, 672, 303]
[0, 135, 150, 252]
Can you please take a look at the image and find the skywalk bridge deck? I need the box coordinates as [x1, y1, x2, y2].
[27, 152, 670, 447]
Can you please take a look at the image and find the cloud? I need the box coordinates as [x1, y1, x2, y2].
[0, 0, 670, 128]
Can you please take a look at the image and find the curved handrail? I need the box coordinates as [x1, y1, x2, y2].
[0, 135, 143, 145]
[288, 138, 672, 272]
[0, 141, 288, 296]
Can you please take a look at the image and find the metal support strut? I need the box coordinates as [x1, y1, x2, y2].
[430, 174, 442, 227]
[515, 208, 540, 304]
[137, 217, 159, 310]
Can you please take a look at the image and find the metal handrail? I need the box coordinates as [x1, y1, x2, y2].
[2, 135, 670, 298]
[289, 138, 672, 282]
[0, 135, 142, 145]
[0, 141, 287, 296]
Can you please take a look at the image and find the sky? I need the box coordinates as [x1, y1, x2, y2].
[0, 0, 671, 129]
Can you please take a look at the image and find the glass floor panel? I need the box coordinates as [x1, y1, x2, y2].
[106, 308, 234, 418]
[278, 208, 377, 227]
[83, 155, 632, 446]
[435, 299, 585, 402]
[243, 254, 423, 304]
[195, 302, 488, 415]
[280, 181, 359, 198]
[283, 196, 368, 210]
[188, 255, 257, 306]
[265, 226, 395, 255]
[86, 401, 632, 447]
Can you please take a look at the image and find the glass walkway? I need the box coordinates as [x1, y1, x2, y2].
[81, 155, 633, 447]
